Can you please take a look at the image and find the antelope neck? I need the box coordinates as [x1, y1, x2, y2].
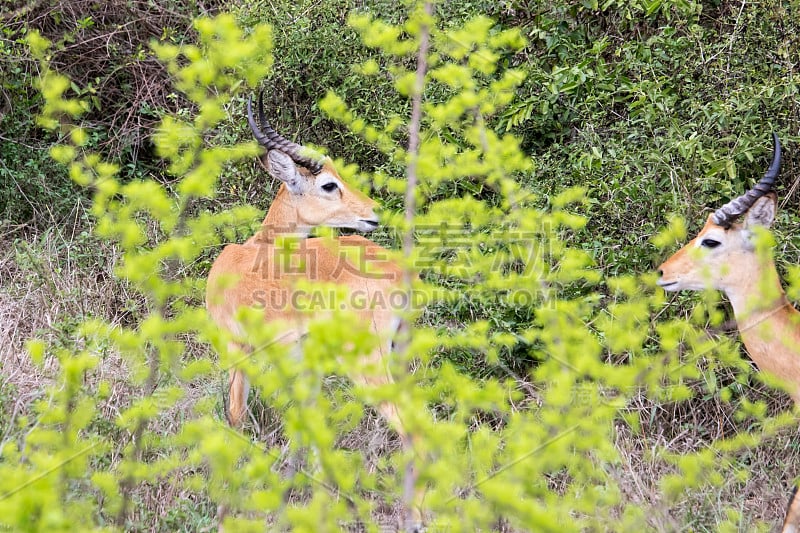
[258, 187, 312, 241]
[724, 264, 790, 332]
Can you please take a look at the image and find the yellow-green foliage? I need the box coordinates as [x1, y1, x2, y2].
[4, 4, 796, 532]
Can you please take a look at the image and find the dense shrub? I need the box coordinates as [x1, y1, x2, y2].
[1, 0, 800, 531]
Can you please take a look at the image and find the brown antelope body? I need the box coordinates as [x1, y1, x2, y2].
[656, 134, 800, 532]
[206, 95, 421, 525]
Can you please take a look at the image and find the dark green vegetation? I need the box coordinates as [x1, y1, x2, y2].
[2, 0, 800, 531]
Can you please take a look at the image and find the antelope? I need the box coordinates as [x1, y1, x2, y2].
[657, 133, 800, 401]
[655, 134, 800, 532]
[783, 487, 800, 533]
[206, 94, 421, 526]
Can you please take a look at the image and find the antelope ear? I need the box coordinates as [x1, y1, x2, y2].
[744, 192, 777, 229]
[263, 150, 306, 194]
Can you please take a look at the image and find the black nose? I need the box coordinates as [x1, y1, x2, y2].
[657, 269, 663, 277]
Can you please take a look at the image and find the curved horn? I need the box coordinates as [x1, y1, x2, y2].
[247, 92, 326, 175]
[711, 132, 781, 228]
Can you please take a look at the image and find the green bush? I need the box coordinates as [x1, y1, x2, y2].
[2, 1, 800, 531]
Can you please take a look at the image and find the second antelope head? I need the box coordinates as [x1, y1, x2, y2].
[248, 93, 379, 234]
[657, 134, 782, 297]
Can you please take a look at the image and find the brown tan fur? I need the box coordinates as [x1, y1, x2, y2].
[658, 192, 800, 532]
[205, 148, 423, 527]
[210, 92, 431, 528]
[657, 193, 800, 401]
[782, 486, 800, 533]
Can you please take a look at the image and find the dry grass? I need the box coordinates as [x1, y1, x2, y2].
[0, 212, 412, 529]
[0, 212, 223, 530]
[3, 216, 800, 532]
[614, 384, 800, 532]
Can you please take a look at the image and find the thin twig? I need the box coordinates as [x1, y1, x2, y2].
[403, 9, 431, 265]
[398, 4, 432, 531]
[115, 341, 160, 526]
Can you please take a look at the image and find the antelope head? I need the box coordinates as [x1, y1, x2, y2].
[657, 134, 782, 296]
[248, 93, 379, 234]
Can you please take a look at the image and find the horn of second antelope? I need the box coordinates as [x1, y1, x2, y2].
[711, 132, 781, 227]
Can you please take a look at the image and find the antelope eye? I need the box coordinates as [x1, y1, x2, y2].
[321, 182, 338, 193]
[700, 238, 721, 249]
